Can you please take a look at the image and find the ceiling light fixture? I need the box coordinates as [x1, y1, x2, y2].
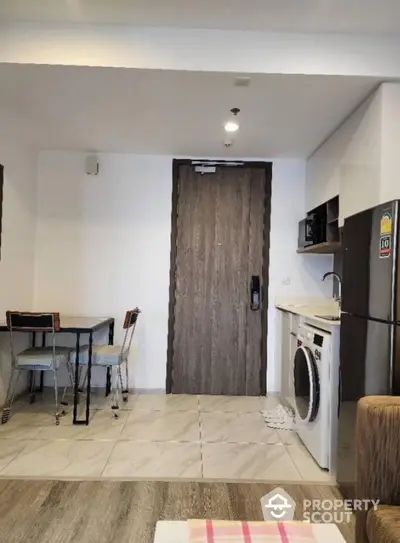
[225, 121, 239, 133]
[224, 107, 241, 133]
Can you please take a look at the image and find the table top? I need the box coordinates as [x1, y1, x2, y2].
[0, 316, 114, 333]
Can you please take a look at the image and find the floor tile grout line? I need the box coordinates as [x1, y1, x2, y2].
[198, 402, 204, 478]
[117, 409, 130, 434]
[283, 442, 305, 480]
[99, 439, 119, 478]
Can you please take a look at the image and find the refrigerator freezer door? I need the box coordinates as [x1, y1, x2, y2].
[337, 313, 395, 498]
[342, 201, 399, 322]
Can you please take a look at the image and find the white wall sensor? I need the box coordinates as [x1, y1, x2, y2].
[85, 155, 99, 175]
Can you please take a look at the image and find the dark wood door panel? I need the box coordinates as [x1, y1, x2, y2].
[245, 169, 266, 395]
[209, 169, 251, 395]
[172, 166, 217, 394]
[170, 163, 270, 396]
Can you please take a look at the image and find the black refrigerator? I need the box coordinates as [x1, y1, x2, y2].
[338, 200, 400, 498]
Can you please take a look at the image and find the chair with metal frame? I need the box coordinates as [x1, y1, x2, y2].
[76, 308, 140, 417]
[1, 311, 75, 426]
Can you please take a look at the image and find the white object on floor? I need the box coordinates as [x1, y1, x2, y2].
[154, 521, 189, 543]
[262, 403, 295, 430]
[294, 322, 336, 471]
[153, 521, 346, 543]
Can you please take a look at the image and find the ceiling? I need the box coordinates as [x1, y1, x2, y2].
[0, 0, 399, 34]
[0, 64, 381, 158]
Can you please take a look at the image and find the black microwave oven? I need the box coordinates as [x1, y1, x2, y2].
[298, 213, 326, 249]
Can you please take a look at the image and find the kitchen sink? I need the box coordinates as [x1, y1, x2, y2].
[315, 314, 341, 321]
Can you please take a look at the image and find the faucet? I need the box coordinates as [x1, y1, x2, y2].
[322, 272, 342, 308]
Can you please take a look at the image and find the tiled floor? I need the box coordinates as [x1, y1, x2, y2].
[0, 393, 335, 483]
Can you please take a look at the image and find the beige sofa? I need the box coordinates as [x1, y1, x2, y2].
[356, 396, 400, 543]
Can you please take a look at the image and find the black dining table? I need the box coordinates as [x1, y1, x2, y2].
[0, 316, 115, 425]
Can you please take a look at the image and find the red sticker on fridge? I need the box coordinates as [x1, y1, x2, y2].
[379, 235, 392, 258]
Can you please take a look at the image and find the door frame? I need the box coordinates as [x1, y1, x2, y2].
[166, 158, 273, 395]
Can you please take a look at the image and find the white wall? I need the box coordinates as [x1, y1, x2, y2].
[0, 140, 37, 404]
[34, 152, 172, 390]
[268, 160, 333, 391]
[380, 84, 400, 203]
[34, 152, 333, 393]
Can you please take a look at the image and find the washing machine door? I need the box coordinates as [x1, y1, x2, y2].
[294, 345, 320, 423]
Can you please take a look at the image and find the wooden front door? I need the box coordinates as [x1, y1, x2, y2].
[169, 163, 271, 396]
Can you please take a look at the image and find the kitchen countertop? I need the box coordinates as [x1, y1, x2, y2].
[276, 303, 341, 327]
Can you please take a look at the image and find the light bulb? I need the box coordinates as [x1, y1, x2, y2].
[224, 120, 240, 133]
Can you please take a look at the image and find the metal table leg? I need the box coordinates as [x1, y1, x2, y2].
[29, 372, 36, 404]
[39, 332, 46, 393]
[39, 371, 45, 393]
[29, 332, 37, 404]
[105, 321, 114, 397]
[105, 368, 111, 397]
[73, 332, 81, 424]
[85, 332, 93, 425]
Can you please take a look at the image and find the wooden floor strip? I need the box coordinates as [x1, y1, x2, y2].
[0, 480, 354, 543]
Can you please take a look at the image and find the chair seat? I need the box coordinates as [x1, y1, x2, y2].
[16, 346, 72, 370]
[73, 345, 128, 366]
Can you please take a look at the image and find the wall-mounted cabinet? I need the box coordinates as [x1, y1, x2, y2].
[306, 87, 386, 227]
[306, 126, 343, 212]
[297, 195, 341, 254]
[338, 91, 382, 225]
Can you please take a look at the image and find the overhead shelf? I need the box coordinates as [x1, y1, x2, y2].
[297, 241, 342, 255]
[298, 195, 341, 255]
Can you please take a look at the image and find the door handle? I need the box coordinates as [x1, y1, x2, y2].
[250, 275, 261, 311]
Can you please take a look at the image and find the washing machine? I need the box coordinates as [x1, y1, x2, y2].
[293, 322, 335, 470]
